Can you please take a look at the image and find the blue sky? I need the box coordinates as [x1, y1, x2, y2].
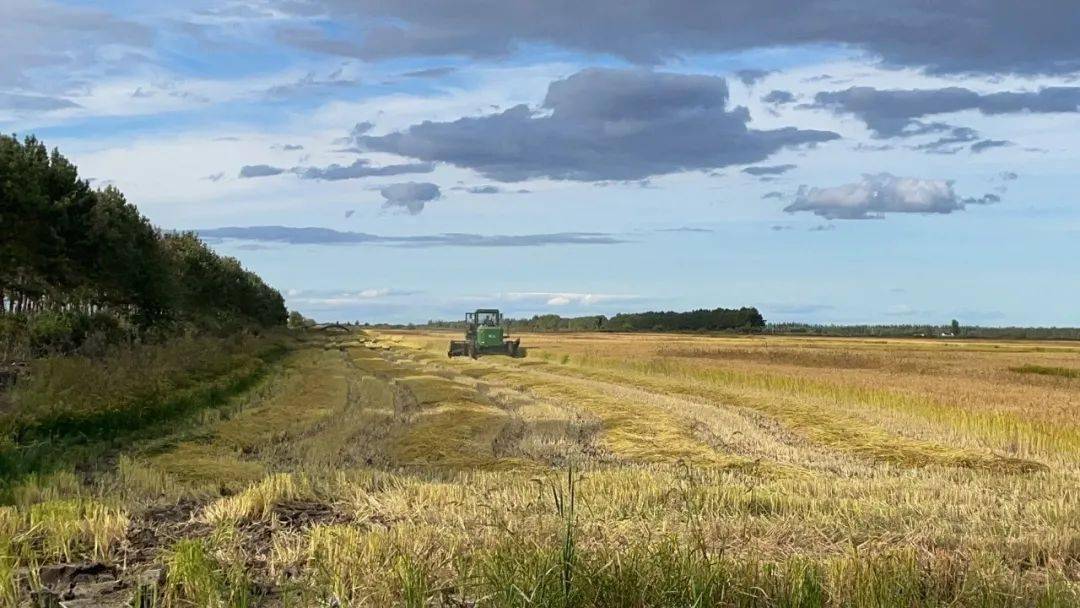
[4, 1, 1079, 324]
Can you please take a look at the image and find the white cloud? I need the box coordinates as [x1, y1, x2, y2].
[504, 292, 640, 306]
[358, 288, 390, 298]
[784, 173, 997, 220]
[286, 287, 406, 309]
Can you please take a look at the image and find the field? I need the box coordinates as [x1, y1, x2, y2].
[1, 330, 1079, 606]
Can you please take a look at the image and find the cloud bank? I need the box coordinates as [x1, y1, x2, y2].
[197, 226, 627, 247]
[238, 159, 434, 181]
[814, 86, 1080, 137]
[295, 159, 435, 181]
[270, 1, 1080, 75]
[357, 68, 837, 182]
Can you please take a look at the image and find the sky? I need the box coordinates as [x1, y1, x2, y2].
[3, 1, 1079, 325]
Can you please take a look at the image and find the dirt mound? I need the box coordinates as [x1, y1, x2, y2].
[124, 499, 209, 565]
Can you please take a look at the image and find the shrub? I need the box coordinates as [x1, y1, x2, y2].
[0, 315, 29, 360]
[27, 311, 92, 355]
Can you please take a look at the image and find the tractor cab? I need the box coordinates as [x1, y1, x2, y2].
[449, 308, 523, 358]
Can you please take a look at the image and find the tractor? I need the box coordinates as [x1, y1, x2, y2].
[448, 309, 522, 358]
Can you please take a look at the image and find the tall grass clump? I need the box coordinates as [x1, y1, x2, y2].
[202, 473, 317, 524]
[165, 538, 254, 608]
[466, 542, 1078, 608]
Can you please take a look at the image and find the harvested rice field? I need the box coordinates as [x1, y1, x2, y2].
[2, 330, 1079, 606]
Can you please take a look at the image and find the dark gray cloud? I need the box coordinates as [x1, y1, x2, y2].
[970, 139, 1012, 153]
[357, 68, 837, 182]
[204, 172, 225, 182]
[274, 143, 304, 151]
[910, 126, 979, 154]
[379, 182, 441, 214]
[814, 86, 1080, 137]
[762, 191, 784, 199]
[269, 1, 1080, 74]
[239, 164, 286, 178]
[196, 226, 627, 247]
[332, 122, 377, 152]
[401, 67, 457, 78]
[999, 171, 1019, 181]
[785, 173, 998, 220]
[735, 69, 772, 86]
[742, 164, 796, 176]
[295, 159, 434, 180]
[453, 185, 501, 194]
[656, 226, 714, 233]
[762, 90, 796, 105]
[350, 121, 374, 136]
[239, 157, 433, 180]
[0, 92, 80, 111]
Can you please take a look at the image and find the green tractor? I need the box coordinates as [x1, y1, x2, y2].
[448, 309, 523, 358]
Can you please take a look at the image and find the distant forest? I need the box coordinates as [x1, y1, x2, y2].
[766, 323, 1080, 341]
[1, 135, 286, 356]
[418, 310, 1080, 340]
[423, 307, 768, 332]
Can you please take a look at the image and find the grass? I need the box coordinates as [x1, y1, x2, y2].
[165, 538, 254, 607]
[2, 498, 128, 564]
[0, 333, 290, 485]
[0, 330, 1078, 605]
[499, 341, 1080, 462]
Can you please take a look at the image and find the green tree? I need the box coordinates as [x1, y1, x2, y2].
[1, 134, 287, 351]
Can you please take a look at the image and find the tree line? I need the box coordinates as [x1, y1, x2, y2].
[415, 314, 1078, 340]
[604, 307, 766, 331]
[767, 323, 1080, 340]
[423, 307, 767, 333]
[1, 135, 286, 354]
